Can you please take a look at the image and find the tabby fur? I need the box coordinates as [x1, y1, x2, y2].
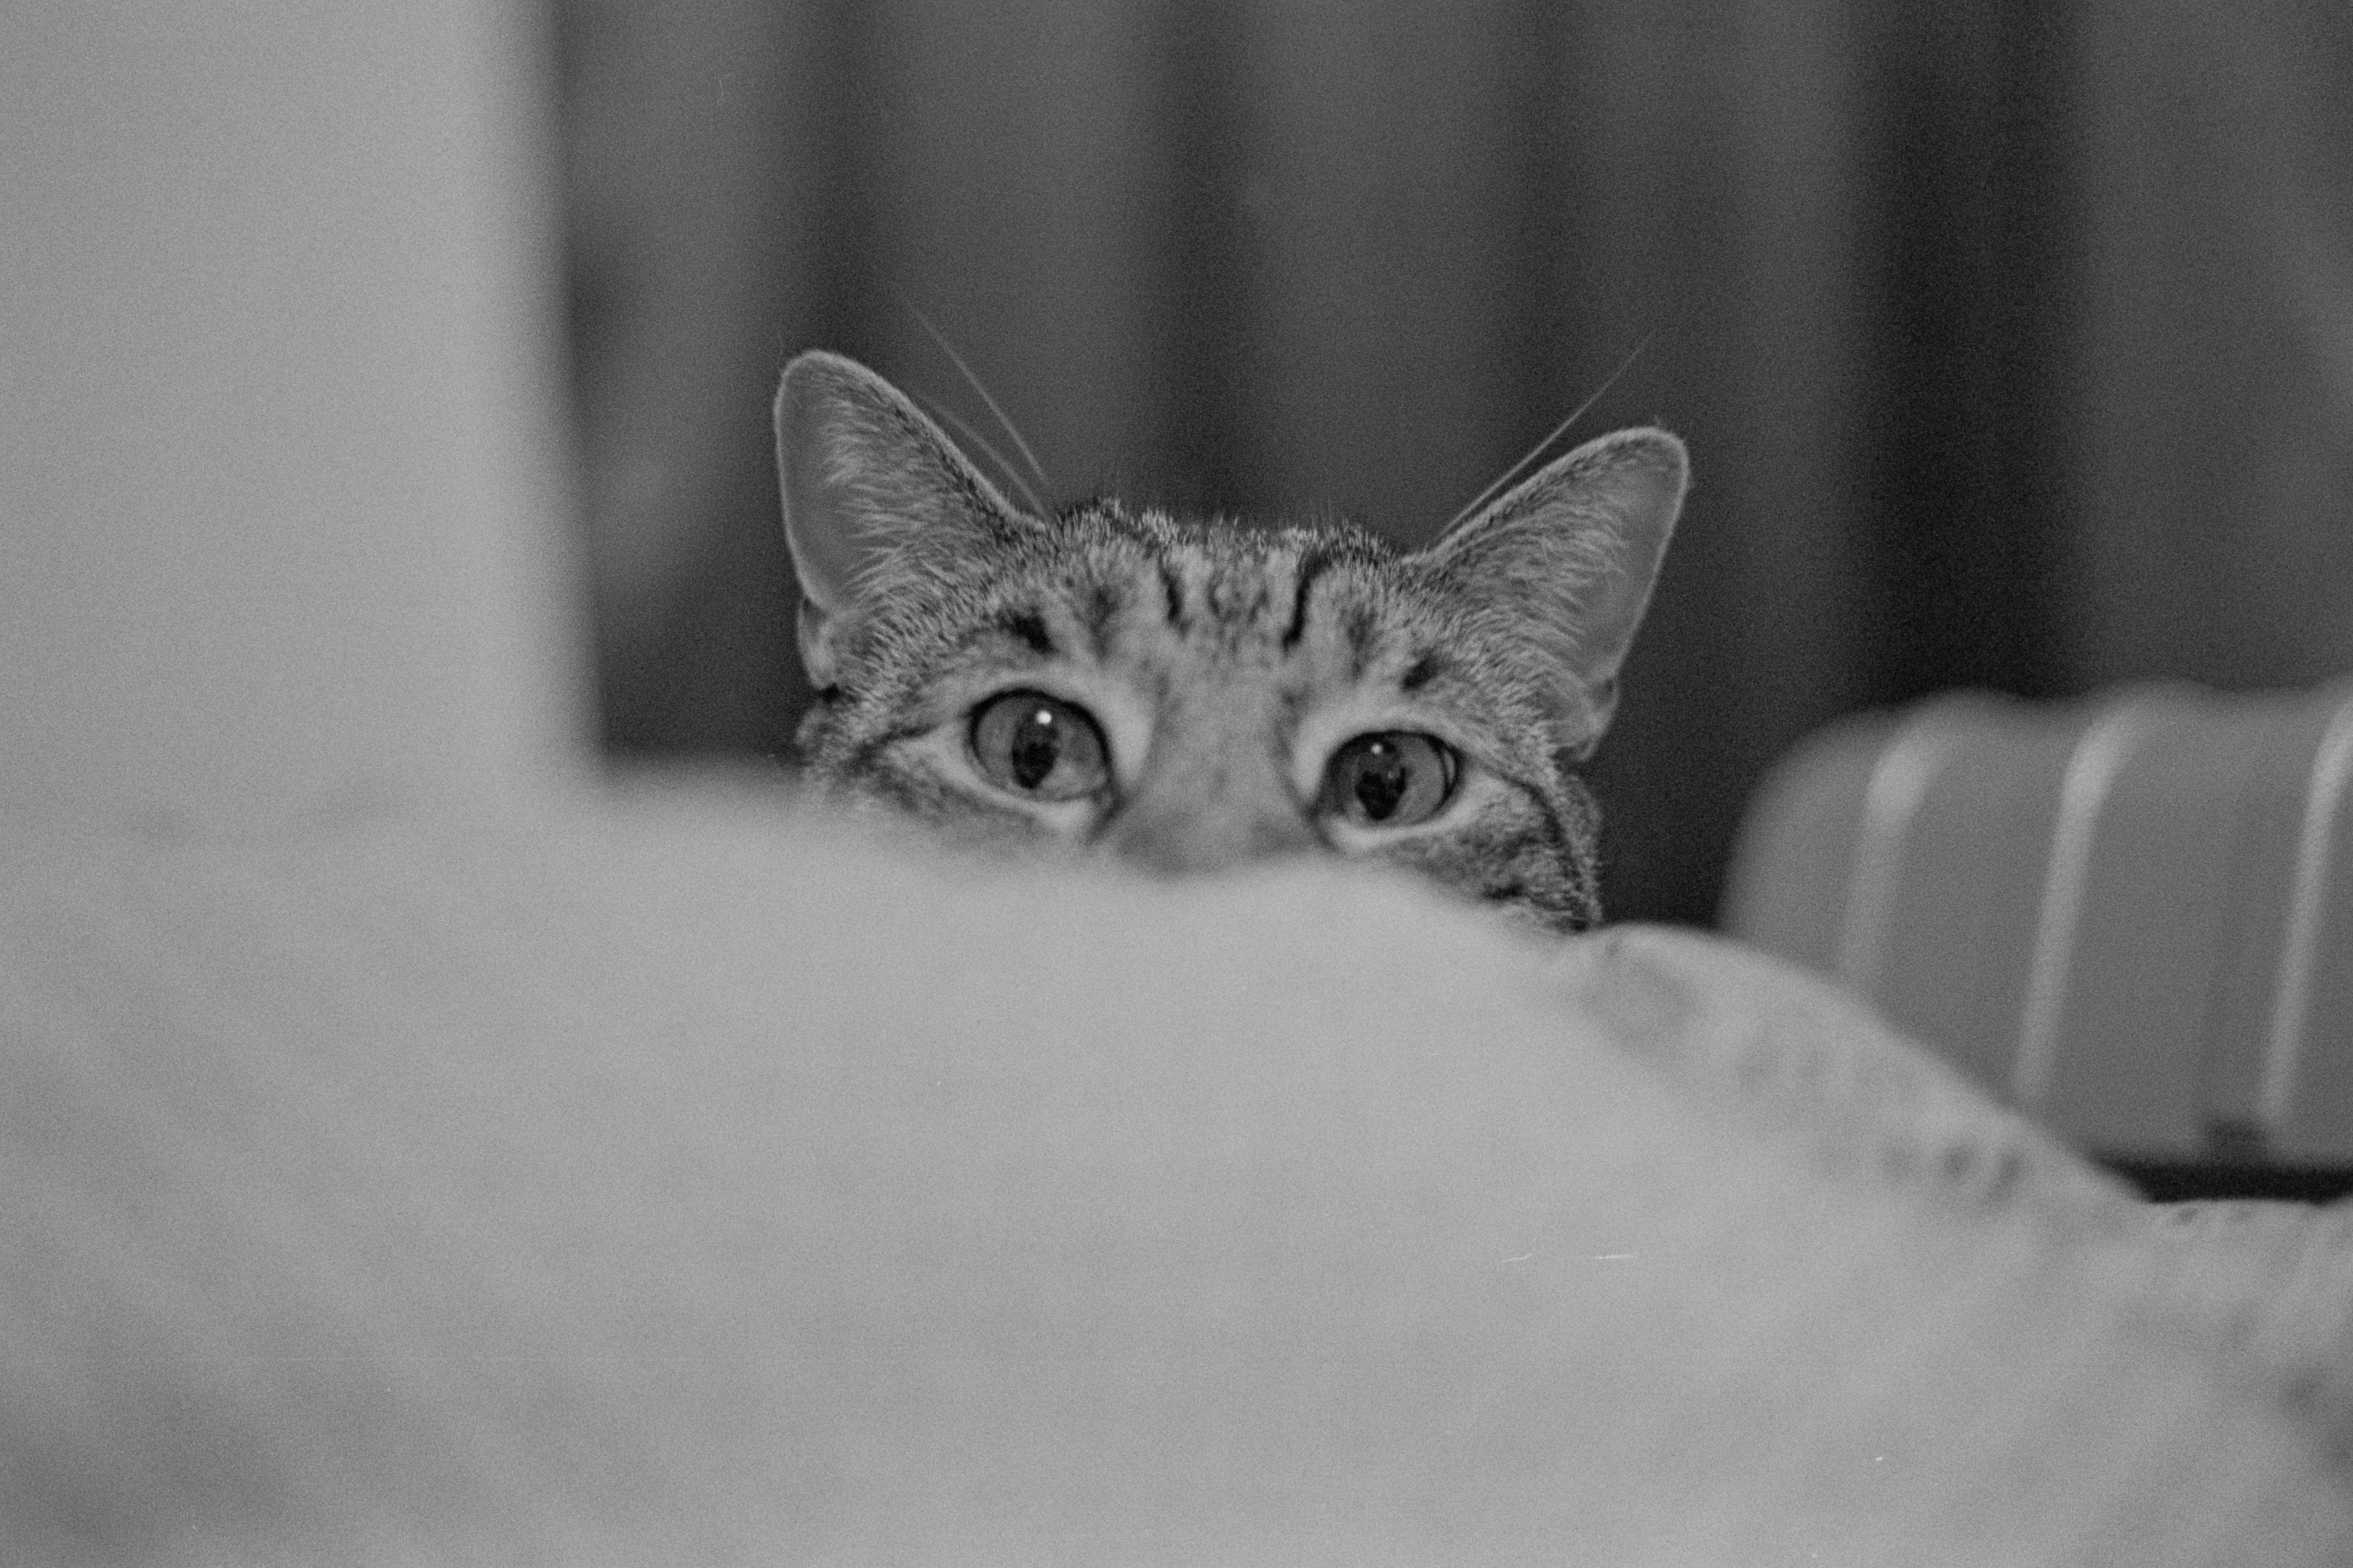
[775, 350, 1685, 931]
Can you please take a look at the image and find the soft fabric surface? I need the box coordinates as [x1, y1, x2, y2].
[5, 776, 2349, 1565]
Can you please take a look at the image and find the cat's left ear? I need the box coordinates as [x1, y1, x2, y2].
[775, 350, 1035, 688]
[1418, 428, 1686, 757]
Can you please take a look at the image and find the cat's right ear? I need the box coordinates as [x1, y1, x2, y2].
[1417, 426, 1686, 757]
[774, 351, 1032, 688]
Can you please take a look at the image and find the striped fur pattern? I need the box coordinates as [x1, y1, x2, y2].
[775, 351, 1686, 931]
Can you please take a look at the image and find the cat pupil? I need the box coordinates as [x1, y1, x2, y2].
[1010, 707, 1061, 789]
[1354, 744, 1409, 821]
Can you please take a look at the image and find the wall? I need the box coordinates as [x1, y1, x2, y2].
[0, 0, 585, 823]
[564, 0, 2353, 924]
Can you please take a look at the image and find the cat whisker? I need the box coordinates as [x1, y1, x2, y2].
[912, 391, 1052, 520]
[902, 301, 1057, 510]
[1440, 334, 1653, 535]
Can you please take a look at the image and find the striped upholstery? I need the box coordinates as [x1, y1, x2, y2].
[1726, 683, 2353, 1161]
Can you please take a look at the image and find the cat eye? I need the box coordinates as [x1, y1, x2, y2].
[968, 690, 1112, 801]
[1319, 732, 1457, 828]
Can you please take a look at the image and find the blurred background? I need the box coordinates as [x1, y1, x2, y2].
[559, 0, 2353, 926]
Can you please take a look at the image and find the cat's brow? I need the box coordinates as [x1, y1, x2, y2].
[1157, 560, 1187, 628]
[1280, 547, 1330, 651]
[1000, 609, 1054, 656]
[1074, 580, 1126, 657]
[1338, 600, 1380, 680]
[1399, 650, 1446, 692]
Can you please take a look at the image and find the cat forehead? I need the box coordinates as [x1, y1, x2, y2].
[1066, 500, 1392, 578]
[852, 498, 1532, 722]
[999, 503, 1429, 655]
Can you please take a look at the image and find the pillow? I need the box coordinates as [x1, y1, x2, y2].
[4, 778, 2344, 1564]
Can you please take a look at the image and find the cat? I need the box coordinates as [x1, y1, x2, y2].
[775, 350, 1685, 932]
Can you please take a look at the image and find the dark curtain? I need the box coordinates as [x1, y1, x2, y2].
[560, 0, 2353, 927]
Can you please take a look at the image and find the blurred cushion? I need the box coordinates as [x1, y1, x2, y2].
[3, 779, 2347, 1564]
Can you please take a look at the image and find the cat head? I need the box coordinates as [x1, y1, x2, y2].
[774, 350, 1685, 930]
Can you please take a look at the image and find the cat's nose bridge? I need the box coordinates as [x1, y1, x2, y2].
[1097, 705, 1318, 875]
[1099, 781, 1321, 874]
